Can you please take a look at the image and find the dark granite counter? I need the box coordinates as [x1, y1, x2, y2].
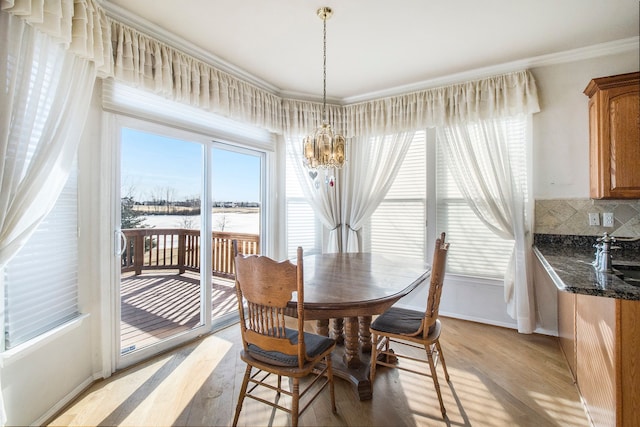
[534, 234, 640, 301]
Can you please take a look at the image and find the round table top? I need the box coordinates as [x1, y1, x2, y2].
[289, 252, 431, 319]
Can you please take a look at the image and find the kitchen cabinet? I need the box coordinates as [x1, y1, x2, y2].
[573, 294, 640, 427]
[584, 72, 640, 199]
[557, 290, 576, 380]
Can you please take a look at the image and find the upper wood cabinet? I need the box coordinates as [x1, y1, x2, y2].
[584, 72, 640, 199]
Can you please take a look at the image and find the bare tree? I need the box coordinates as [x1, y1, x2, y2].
[177, 216, 196, 229]
[215, 214, 230, 232]
[165, 186, 175, 214]
[146, 187, 163, 213]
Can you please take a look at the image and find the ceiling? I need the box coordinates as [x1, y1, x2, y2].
[104, 0, 639, 102]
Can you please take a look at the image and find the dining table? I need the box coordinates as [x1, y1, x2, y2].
[287, 252, 431, 401]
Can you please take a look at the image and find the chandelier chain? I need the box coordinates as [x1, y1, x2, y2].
[322, 15, 327, 123]
[302, 6, 345, 170]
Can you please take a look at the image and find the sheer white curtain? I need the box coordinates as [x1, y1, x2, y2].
[286, 131, 414, 253]
[0, 12, 96, 267]
[287, 136, 342, 252]
[0, 10, 99, 424]
[342, 131, 414, 252]
[437, 117, 535, 333]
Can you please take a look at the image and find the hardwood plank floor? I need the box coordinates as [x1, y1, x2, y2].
[48, 317, 589, 426]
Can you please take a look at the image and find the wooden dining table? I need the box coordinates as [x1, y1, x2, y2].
[287, 252, 431, 401]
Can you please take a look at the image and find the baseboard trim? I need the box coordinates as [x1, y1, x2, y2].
[36, 375, 97, 426]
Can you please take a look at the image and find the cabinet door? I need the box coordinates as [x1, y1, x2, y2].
[606, 86, 640, 198]
[589, 81, 640, 199]
[576, 294, 616, 427]
[557, 290, 576, 379]
[619, 299, 640, 427]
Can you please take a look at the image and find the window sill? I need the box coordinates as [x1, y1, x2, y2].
[446, 273, 504, 287]
[1, 313, 90, 367]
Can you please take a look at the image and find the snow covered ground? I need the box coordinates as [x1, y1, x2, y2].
[141, 212, 259, 234]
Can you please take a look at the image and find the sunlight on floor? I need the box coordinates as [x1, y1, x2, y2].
[142, 336, 233, 426]
[57, 336, 234, 427]
[395, 361, 516, 426]
[528, 390, 588, 426]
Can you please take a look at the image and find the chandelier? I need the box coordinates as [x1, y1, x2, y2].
[303, 7, 346, 170]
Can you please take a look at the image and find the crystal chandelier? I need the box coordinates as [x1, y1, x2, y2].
[303, 7, 346, 170]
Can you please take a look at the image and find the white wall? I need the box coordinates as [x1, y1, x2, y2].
[532, 51, 640, 199]
[1, 320, 94, 426]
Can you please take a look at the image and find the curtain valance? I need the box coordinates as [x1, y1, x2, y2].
[281, 98, 346, 136]
[2, 2, 540, 135]
[110, 20, 283, 134]
[341, 70, 540, 136]
[1, 0, 113, 76]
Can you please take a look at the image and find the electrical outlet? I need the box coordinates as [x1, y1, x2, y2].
[603, 212, 614, 227]
[588, 212, 600, 226]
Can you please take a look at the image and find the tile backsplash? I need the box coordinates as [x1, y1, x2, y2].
[535, 199, 640, 237]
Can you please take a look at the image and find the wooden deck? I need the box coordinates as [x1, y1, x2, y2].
[120, 270, 237, 352]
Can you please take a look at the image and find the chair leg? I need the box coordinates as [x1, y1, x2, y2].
[232, 364, 252, 427]
[277, 375, 282, 396]
[291, 377, 300, 427]
[383, 336, 391, 363]
[369, 333, 378, 383]
[426, 345, 447, 418]
[435, 340, 450, 382]
[327, 355, 337, 414]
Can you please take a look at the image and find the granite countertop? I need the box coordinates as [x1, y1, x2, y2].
[534, 234, 640, 301]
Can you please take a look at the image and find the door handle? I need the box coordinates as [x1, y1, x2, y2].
[115, 230, 127, 256]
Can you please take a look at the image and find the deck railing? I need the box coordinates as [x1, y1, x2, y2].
[121, 228, 259, 278]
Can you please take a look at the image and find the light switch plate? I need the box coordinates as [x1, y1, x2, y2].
[603, 212, 614, 227]
[588, 212, 600, 226]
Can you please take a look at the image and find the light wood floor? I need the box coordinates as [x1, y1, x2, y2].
[48, 317, 590, 426]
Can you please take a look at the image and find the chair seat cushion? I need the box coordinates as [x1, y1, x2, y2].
[247, 328, 335, 367]
[371, 307, 435, 335]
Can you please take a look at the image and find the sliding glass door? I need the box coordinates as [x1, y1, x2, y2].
[113, 116, 267, 368]
[118, 126, 208, 366]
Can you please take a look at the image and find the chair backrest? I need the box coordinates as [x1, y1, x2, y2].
[232, 240, 307, 368]
[423, 232, 450, 337]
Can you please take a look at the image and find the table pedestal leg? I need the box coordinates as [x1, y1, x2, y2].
[314, 317, 373, 401]
[331, 317, 345, 345]
[316, 319, 329, 337]
[359, 316, 372, 353]
[344, 317, 361, 368]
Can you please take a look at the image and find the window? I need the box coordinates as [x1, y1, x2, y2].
[4, 165, 78, 349]
[285, 138, 320, 258]
[436, 116, 528, 278]
[288, 116, 528, 281]
[368, 131, 427, 261]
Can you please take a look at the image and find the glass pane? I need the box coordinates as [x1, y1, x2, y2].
[211, 147, 261, 323]
[119, 128, 204, 354]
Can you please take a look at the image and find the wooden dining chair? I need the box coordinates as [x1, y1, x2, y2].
[231, 240, 337, 427]
[369, 232, 451, 418]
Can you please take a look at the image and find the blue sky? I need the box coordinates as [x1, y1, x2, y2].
[121, 128, 260, 203]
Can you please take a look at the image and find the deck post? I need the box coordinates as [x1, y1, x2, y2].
[134, 233, 144, 275]
[178, 231, 186, 274]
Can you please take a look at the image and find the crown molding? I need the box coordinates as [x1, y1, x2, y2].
[342, 37, 640, 104]
[99, 0, 638, 106]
